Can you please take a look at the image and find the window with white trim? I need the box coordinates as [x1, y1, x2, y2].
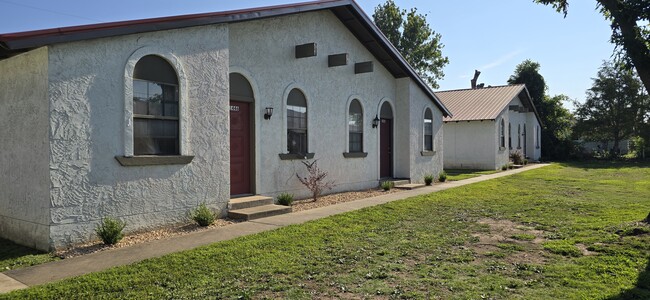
[424, 108, 433, 151]
[517, 124, 521, 148]
[287, 89, 308, 155]
[508, 122, 512, 149]
[132, 55, 179, 155]
[500, 119, 505, 148]
[348, 99, 363, 153]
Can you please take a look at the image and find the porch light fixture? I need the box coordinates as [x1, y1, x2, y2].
[264, 107, 274, 120]
[372, 115, 380, 128]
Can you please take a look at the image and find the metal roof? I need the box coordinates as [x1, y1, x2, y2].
[0, 0, 451, 116]
[434, 84, 541, 124]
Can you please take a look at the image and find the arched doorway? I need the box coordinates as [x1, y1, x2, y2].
[379, 102, 393, 178]
[230, 73, 255, 196]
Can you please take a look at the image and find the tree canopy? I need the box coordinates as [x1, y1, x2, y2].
[535, 0, 650, 91]
[508, 60, 574, 160]
[574, 60, 646, 154]
[373, 0, 449, 89]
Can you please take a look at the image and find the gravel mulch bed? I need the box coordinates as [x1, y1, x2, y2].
[54, 188, 404, 259]
[291, 188, 401, 212]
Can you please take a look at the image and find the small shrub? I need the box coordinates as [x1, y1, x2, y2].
[438, 171, 447, 182]
[501, 165, 508, 171]
[523, 159, 529, 165]
[510, 150, 524, 165]
[380, 181, 394, 191]
[296, 160, 335, 202]
[95, 217, 126, 245]
[424, 174, 434, 186]
[276, 193, 294, 206]
[191, 203, 216, 227]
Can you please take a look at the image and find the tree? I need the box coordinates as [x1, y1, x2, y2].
[535, 0, 650, 91]
[574, 60, 645, 155]
[507, 60, 574, 159]
[508, 59, 547, 109]
[373, 0, 449, 89]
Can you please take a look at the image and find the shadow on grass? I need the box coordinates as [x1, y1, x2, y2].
[0, 238, 44, 261]
[0, 238, 56, 270]
[608, 258, 650, 300]
[557, 160, 650, 170]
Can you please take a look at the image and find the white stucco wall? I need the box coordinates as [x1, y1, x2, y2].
[0, 47, 51, 250]
[443, 120, 497, 170]
[406, 80, 444, 182]
[45, 25, 230, 249]
[229, 11, 440, 198]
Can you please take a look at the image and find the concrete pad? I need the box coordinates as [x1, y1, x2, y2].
[0, 273, 27, 293]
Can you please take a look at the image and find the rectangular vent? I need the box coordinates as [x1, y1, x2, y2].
[295, 43, 317, 58]
[328, 53, 348, 67]
[354, 61, 373, 74]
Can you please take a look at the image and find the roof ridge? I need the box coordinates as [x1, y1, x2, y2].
[434, 83, 524, 94]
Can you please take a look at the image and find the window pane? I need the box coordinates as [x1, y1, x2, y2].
[288, 130, 307, 154]
[424, 135, 433, 151]
[424, 121, 433, 135]
[133, 119, 179, 155]
[349, 132, 362, 153]
[133, 80, 149, 115]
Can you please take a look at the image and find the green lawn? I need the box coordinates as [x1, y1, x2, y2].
[3, 162, 650, 299]
[0, 239, 58, 271]
[444, 169, 500, 181]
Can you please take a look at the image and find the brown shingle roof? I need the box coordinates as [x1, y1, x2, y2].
[435, 84, 535, 122]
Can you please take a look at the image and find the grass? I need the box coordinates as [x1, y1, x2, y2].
[0, 239, 58, 271]
[444, 169, 500, 181]
[2, 161, 650, 299]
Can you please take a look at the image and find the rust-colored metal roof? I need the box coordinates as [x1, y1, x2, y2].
[435, 84, 538, 122]
[0, 0, 451, 116]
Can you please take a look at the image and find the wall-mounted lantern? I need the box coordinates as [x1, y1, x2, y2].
[372, 115, 380, 128]
[264, 107, 274, 120]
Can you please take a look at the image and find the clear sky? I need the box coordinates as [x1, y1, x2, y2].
[0, 0, 615, 110]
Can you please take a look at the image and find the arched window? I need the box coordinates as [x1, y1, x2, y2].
[536, 125, 540, 149]
[348, 99, 363, 152]
[518, 124, 521, 148]
[508, 122, 512, 149]
[523, 124, 527, 153]
[499, 119, 505, 148]
[424, 108, 433, 151]
[132, 55, 179, 155]
[287, 89, 308, 155]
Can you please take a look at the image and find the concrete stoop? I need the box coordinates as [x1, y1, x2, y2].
[383, 178, 426, 190]
[228, 195, 292, 220]
[394, 183, 426, 190]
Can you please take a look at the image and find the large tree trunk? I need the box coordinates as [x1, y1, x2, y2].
[598, 0, 650, 91]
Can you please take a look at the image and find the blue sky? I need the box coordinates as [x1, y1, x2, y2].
[0, 0, 615, 110]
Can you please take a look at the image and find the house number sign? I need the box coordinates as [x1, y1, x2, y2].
[230, 105, 240, 112]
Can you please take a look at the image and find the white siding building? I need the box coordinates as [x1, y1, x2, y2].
[435, 85, 542, 170]
[0, 0, 451, 250]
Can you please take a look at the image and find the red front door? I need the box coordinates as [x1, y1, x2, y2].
[230, 101, 251, 196]
[380, 118, 393, 178]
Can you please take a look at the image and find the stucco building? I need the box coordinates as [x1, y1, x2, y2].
[435, 84, 542, 170]
[0, 0, 450, 250]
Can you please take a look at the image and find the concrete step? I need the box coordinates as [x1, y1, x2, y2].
[228, 204, 292, 221]
[512, 164, 525, 169]
[384, 179, 410, 186]
[229, 195, 274, 210]
[394, 183, 426, 190]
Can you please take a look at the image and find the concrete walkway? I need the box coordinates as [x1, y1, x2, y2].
[0, 164, 550, 294]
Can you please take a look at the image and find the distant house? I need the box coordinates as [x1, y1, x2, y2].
[0, 0, 451, 250]
[435, 84, 542, 170]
